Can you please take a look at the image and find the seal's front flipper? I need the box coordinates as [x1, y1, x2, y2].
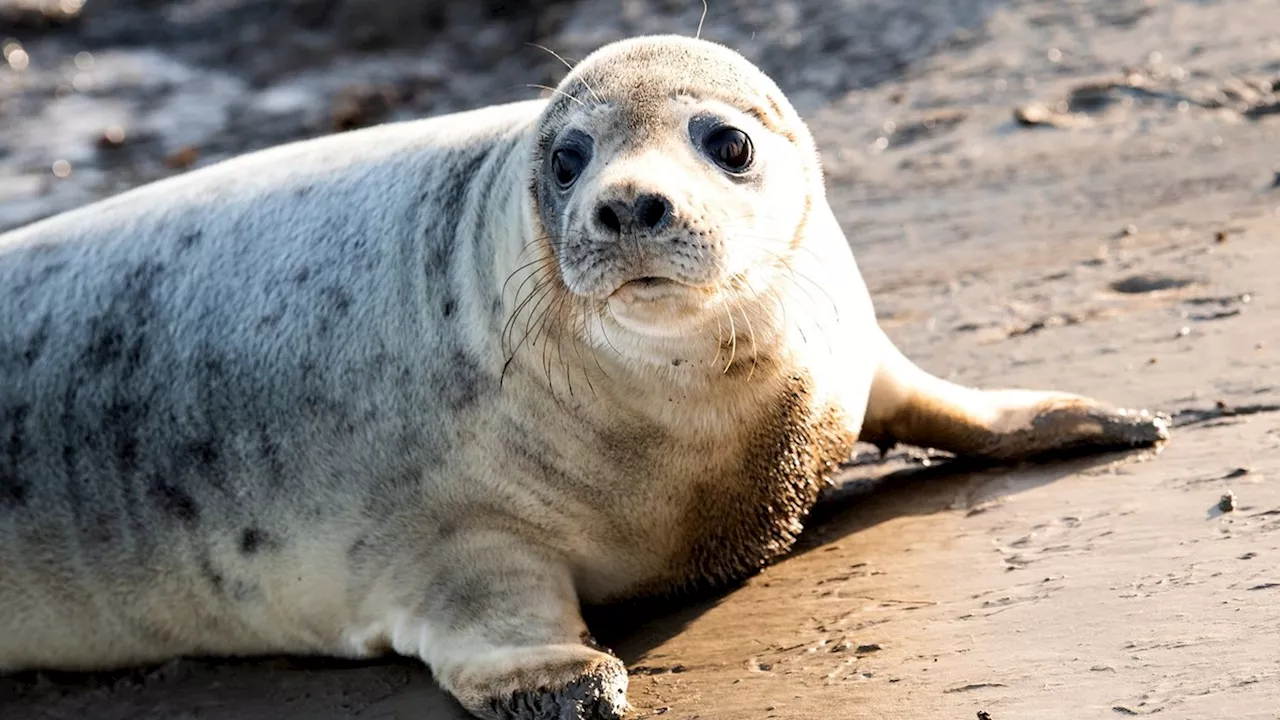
[859, 330, 1169, 461]
[465, 645, 628, 720]
[360, 530, 627, 720]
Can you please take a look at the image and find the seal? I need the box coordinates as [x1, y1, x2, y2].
[0, 35, 1166, 719]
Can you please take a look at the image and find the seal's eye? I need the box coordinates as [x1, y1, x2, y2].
[705, 127, 753, 173]
[552, 148, 586, 188]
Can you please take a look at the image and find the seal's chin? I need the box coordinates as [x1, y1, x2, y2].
[606, 276, 716, 336]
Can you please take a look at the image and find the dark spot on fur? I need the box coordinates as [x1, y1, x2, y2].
[38, 260, 68, 280]
[370, 351, 391, 379]
[395, 365, 414, 391]
[442, 296, 457, 318]
[185, 438, 228, 490]
[469, 150, 505, 287]
[188, 439, 220, 467]
[201, 354, 226, 377]
[303, 394, 322, 412]
[178, 230, 202, 251]
[148, 478, 200, 526]
[103, 400, 146, 473]
[199, 555, 225, 593]
[123, 339, 147, 374]
[60, 442, 75, 476]
[3, 404, 28, 460]
[292, 267, 312, 285]
[238, 527, 276, 555]
[0, 478, 27, 509]
[57, 383, 86, 481]
[123, 261, 164, 302]
[423, 146, 492, 281]
[321, 285, 352, 315]
[84, 325, 126, 371]
[22, 319, 49, 367]
[117, 437, 138, 470]
[426, 244, 450, 279]
[1, 404, 30, 509]
[83, 260, 164, 376]
[439, 349, 489, 411]
[258, 311, 283, 330]
[293, 185, 311, 198]
[346, 533, 379, 567]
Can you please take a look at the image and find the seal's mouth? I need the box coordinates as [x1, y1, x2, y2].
[601, 273, 724, 337]
[622, 276, 679, 290]
[610, 276, 700, 303]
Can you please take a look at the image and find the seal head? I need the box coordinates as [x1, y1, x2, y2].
[527, 36, 824, 367]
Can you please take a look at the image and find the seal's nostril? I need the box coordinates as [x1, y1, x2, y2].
[636, 194, 671, 231]
[596, 195, 669, 236]
[597, 204, 622, 234]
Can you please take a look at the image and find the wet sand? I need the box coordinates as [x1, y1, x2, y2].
[3, 0, 1280, 717]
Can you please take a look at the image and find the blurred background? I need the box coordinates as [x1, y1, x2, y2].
[0, 0, 1018, 232]
[3, 0, 1277, 249]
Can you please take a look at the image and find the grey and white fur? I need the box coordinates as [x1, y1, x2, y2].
[0, 36, 1166, 719]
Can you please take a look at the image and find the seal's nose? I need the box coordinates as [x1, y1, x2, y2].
[595, 193, 672, 237]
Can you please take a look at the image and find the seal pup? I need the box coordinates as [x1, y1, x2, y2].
[0, 35, 1166, 719]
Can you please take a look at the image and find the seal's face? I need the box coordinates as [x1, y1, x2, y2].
[529, 36, 822, 361]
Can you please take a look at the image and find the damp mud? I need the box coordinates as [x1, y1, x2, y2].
[3, 0, 1280, 717]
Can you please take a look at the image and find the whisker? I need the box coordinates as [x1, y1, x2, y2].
[710, 307, 725, 368]
[540, 300, 556, 395]
[502, 255, 557, 304]
[550, 296, 574, 398]
[570, 304, 600, 397]
[502, 254, 554, 288]
[522, 283, 558, 352]
[530, 288, 564, 351]
[501, 283, 551, 388]
[508, 284, 556, 360]
[526, 83, 585, 108]
[600, 305, 625, 357]
[723, 302, 738, 374]
[526, 42, 602, 104]
[503, 278, 550, 353]
[526, 41, 577, 73]
[733, 240, 839, 319]
[727, 282, 759, 381]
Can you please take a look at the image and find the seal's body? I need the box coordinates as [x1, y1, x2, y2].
[0, 36, 1165, 719]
